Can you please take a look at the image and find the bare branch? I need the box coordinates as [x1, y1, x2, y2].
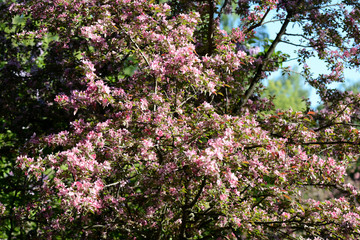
[262, 19, 287, 26]
[279, 40, 312, 48]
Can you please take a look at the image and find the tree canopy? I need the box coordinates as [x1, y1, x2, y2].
[2, 0, 360, 239]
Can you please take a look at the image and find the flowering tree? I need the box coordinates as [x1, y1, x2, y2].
[3, 0, 360, 239]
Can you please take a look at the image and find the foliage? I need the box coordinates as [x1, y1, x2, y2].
[2, 0, 360, 239]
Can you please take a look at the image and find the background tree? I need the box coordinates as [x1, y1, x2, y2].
[342, 81, 360, 94]
[2, 0, 360, 239]
[264, 69, 310, 111]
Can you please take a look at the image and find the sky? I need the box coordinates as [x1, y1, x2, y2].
[263, 10, 359, 108]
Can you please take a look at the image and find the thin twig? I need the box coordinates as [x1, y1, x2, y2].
[279, 40, 312, 48]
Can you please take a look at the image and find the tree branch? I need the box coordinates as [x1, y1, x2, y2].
[207, 0, 215, 56]
[245, 7, 271, 34]
[280, 40, 312, 48]
[187, 177, 207, 209]
[234, 14, 291, 113]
